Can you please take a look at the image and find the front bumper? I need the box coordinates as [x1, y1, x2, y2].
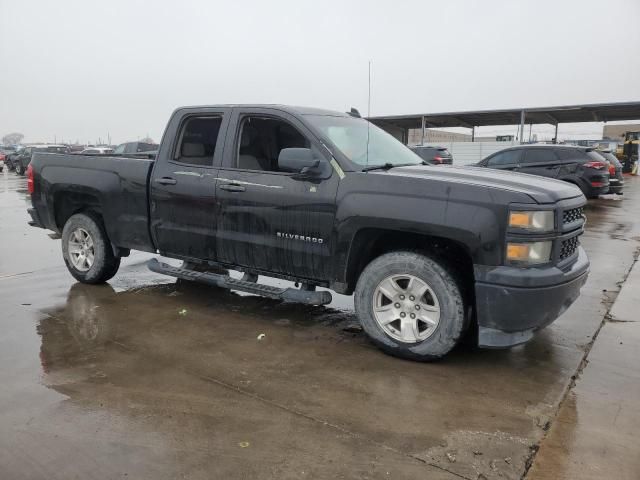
[585, 183, 610, 197]
[474, 246, 589, 348]
[607, 178, 624, 194]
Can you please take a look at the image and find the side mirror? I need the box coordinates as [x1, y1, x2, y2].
[278, 148, 320, 176]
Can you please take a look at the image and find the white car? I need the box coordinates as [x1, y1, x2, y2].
[80, 147, 114, 155]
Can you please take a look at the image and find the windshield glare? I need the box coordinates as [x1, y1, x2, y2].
[306, 115, 422, 168]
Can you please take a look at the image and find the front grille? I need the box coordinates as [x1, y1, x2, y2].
[560, 236, 580, 260]
[563, 207, 583, 225]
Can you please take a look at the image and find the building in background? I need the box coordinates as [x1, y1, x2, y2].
[603, 123, 640, 140]
[407, 129, 495, 145]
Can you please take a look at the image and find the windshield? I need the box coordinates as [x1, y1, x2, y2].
[305, 115, 422, 168]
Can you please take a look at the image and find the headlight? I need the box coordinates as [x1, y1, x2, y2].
[507, 241, 552, 265]
[509, 210, 554, 231]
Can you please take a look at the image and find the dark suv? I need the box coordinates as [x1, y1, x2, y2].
[597, 150, 624, 195]
[409, 145, 453, 165]
[477, 145, 609, 198]
[113, 141, 158, 155]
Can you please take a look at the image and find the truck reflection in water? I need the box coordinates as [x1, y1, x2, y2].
[37, 281, 359, 375]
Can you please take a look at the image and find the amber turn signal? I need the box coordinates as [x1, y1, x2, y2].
[507, 243, 530, 261]
[506, 241, 552, 264]
[508, 212, 531, 228]
[508, 210, 554, 231]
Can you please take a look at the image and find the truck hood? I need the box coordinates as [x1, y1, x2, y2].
[380, 165, 583, 204]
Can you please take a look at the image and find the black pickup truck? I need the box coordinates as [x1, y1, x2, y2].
[27, 105, 589, 360]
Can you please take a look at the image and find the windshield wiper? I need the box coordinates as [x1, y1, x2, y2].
[361, 162, 419, 172]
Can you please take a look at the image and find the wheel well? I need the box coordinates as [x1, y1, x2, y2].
[346, 229, 474, 295]
[561, 177, 582, 188]
[561, 178, 588, 194]
[54, 191, 102, 231]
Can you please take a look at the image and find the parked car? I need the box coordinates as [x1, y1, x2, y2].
[409, 145, 453, 165]
[477, 145, 610, 199]
[12, 147, 34, 175]
[1, 145, 18, 172]
[597, 150, 624, 195]
[4, 146, 23, 171]
[80, 147, 114, 155]
[27, 104, 589, 361]
[68, 145, 87, 154]
[14, 145, 69, 175]
[113, 141, 158, 155]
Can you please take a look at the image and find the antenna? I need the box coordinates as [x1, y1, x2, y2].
[367, 60, 372, 118]
[366, 60, 372, 167]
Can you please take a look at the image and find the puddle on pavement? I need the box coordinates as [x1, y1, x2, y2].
[38, 280, 361, 372]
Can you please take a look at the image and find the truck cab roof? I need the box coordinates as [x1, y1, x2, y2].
[175, 104, 353, 117]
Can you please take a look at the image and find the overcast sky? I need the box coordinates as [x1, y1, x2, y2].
[1, 0, 639, 144]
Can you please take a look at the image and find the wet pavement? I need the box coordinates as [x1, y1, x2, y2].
[528, 244, 640, 480]
[1, 169, 639, 479]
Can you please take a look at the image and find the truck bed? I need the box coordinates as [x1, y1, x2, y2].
[30, 153, 156, 253]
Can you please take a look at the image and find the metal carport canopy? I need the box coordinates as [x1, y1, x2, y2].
[368, 101, 640, 130]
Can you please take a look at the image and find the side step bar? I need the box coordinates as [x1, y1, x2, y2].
[147, 258, 332, 305]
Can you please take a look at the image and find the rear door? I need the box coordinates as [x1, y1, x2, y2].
[554, 148, 583, 178]
[519, 148, 560, 178]
[150, 108, 231, 260]
[215, 107, 339, 281]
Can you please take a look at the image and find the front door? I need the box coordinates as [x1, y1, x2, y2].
[150, 110, 230, 260]
[484, 149, 522, 171]
[215, 108, 339, 281]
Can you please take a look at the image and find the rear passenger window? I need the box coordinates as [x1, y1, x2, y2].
[555, 149, 578, 160]
[174, 116, 223, 166]
[487, 150, 521, 166]
[523, 149, 558, 163]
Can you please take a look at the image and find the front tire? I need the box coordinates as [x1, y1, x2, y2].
[354, 251, 466, 361]
[62, 213, 121, 284]
[15, 163, 24, 175]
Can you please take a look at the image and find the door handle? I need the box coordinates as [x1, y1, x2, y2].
[219, 183, 246, 192]
[155, 177, 177, 185]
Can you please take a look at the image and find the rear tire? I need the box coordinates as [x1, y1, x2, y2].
[354, 251, 466, 361]
[62, 213, 121, 284]
[15, 163, 24, 175]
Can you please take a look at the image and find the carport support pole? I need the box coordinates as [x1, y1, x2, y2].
[421, 115, 426, 145]
[519, 110, 525, 144]
[471, 126, 475, 142]
[554, 123, 558, 144]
